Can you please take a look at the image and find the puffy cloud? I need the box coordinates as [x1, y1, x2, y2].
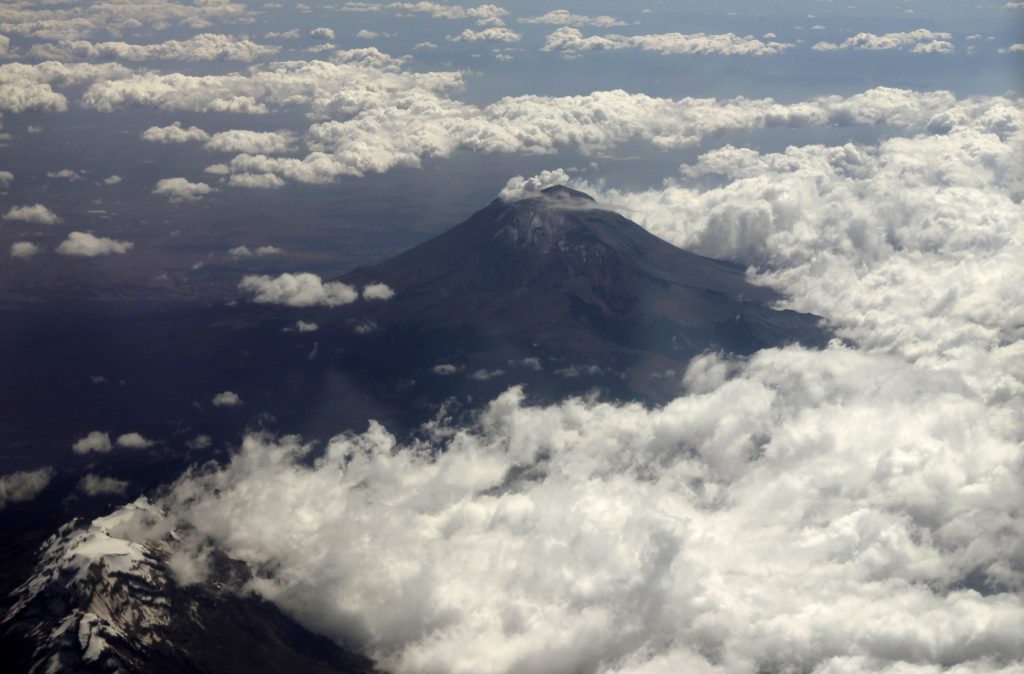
[187, 434, 213, 450]
[211, 391, 243, 407]
[4, 203, 61, 224]
[10, 241, 40, 259]
[116, 432, 154, 449]
[518, 10, 626, 27]
[142, 122, 210, 144]
[228, 172, 286, 189]
[80, 52, 458, 116]
[72, 431, 112, 454]
[130, 330, 1024, 674]
[813, 29, 955, 53]
[103, 175, 121, 185]
[0, 0, 250, 41]
[228, 244, 283, 258]
[0, 61, 131, 112]
[362, 282, 395, 300]
[469, 367, 504, 380]
[266, 29, 301, 39]
[56, 231, 133, 256]
[0, 468, 54, 510]
[543, 27, 793, 56]
[310, 27, 336, 40]
[447, 27, 521, 43]
[29, 85, 1024, 674]
[295, 320, 319, 332]
[344, 2, 509, 24]
[152, 177, 214, 201]
[73, 48, 998, 188]
[206, 130, 296, 154]
[499, 168, 571, 200]
[78, 474, 129, 497]
[46, 168, 82, 181]
[26, 34, 279, 62]
[239, 272, 359, 307]
[0, 170, 12, 188]
[88, 44, 978, 187]
[547, 94, 1024, 397]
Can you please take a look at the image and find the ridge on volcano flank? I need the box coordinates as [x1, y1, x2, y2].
[336, 185, 828, 399]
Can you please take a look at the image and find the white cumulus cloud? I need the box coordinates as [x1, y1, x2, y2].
[56, 232, 133, 257]
[239, 273, 359, 307]
[10, 241, 41, 259]
[72, 431, 112, 454]
[211, 391, 243, 407]
[3, 203, 61, 224]
[0, 468, 54, 510]
[362, 283, 395, 300]
[153, 177, 214, 201]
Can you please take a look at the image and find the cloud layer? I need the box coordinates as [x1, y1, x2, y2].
[68, 89, 1020, 674]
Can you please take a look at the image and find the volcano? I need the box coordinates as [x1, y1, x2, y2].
[330, 185, 827, 403]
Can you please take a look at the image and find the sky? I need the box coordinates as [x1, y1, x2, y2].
[1, 1, 1023, 673]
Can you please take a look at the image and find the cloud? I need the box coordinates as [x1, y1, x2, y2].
[81, 45, 980, 188]
[46, 169, 82, 181]
[147, 125, 299, 154]
[78, 474, 129, 497]
[228, 244, 283, 258]
[80, 51, 449, 117]
[72, 431, 112, 454]
[310, 27, 336, 40]
[0, 1, 250, 41]
[130, 330, 1024, 674]
[543, 27, 794, 56]
[211, 391, 243, 407]
[26, 34, 280, 62]
[56, 232, 133, 257]
[447, 27, 521, 43]
[813, 29, 955, 53]
[10, 241, 41, 259]
[362, 283, 395, 300]
[518, 10, 626, 27]
[343, 2, 509, 24]
[499, 169, 571, 201]
[294, 320, 319, 332]
[239, 273, 359, 307]
[469, 367, 504, 380]
[432, 363, 461, 375]
[103, 175, 121, 185]
[227, 172, 286, 189]
[18, 87, 1024, 674]
[153, 177, 214, 201]
[187, 435, 213, 450]
[142, 122, 210, 144]
[0, 61, 132, 112]
[116, 432, 154, 449]
[494, 100, 1021, 421]
[0, 468, 54, 510]
[3, 203, 61, 224]
[0, 170, 12, 188]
